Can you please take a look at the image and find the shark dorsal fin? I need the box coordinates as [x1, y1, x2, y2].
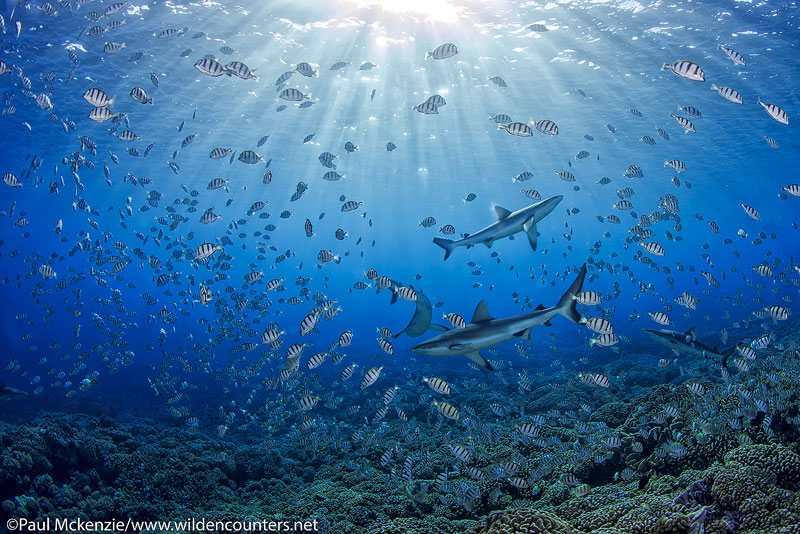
[685, 326, 697, 339]
[470, 300, 493, 324]
[535, 304, 545, 311]
[495, 206, 512, 220]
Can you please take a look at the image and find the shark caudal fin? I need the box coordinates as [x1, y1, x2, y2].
[720, 345, 738, 368]
[432, 237, 456, 261]
[555, 263, 588, 324]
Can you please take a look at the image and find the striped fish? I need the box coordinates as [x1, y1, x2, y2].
[209, 147, 232, 159]
[735, 343, 753, 364]
[338, 330, 353, 347]
[381, 386, 399, 405]
[199, 284, 212, 305]
[758, 99, 789, 125]
[575, 291, 601, 305]
[397, 286, 417, 301]
[38, 264, 56, 279]
[377, 338, 394, 355]
[764, 136, 780, 149]
[531, 118, 559, 135]
[359, 366, 383, 389]
[448, 444, 471, 463]
[676, 292, 698, 309]
[225, 61, 258, 80]
[782, 184, 800, 196]
[261, 328, 283, 344]
[753, 263, 773, 277]
[678, 105, 703, 118]
[665, 159, 686, 172]
[433, 400, 460, 420]
[515, 423, 539, 438]
[195, 58, 225, 77]
[422, 377, 451, 395]
[279, 88, 311, 101]
[341, 200, 363, 212]
[3, 173, 21, 187]
[662, 60, 705, 81]
[103, 42, 125, 54]
[129, 86, 152, 104]
[443, 313, 466, 329]
[298, 396, 319, 411]
[498, 122, 532, 136]
[711, 84, 742, 104]
[238, 150, 264, 164]
[341, 364, 357, 381]
[686, 382, 705, 396]
[640, 242, 664, 256]
[740, 203, 759, 221]
[194, 242, 221, 260]
[89, 107, 116, 122]
[589, 333, 619, 347]
[648, 311, 671, 326]
[579, 373, 609, 387]
[266, 277, 285, 291]
[719, 45, 746, 66]
[669, 112, 695, 133]
[286, 342, 307, 359]
[307, 353, 326, 369]
[299, 311, 319, 336]
[83, 87, 113, 107]
[585, 317, 613, 334]
[765, 305, 789, 321]
[426, 43, 458, 60]
[508, 477, 529, 489]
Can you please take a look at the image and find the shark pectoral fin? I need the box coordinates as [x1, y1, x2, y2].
[513, 328, 533, 339]
[495, 206, 512, 220]
[543, 320, 552, 327]
[428, 323, 449, 332]
[470, 300, 493, 324]
[524, 220, 538, 251]
[449, 343, 471, 350]
[465, 351, 494, 371]
[523, 218, 534, 232]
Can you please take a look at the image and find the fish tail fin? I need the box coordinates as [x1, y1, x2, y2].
[556, 263, 588, 324]
[432, 237, 456, 261]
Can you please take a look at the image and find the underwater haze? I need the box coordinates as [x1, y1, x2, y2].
[1, 0, 800, 532]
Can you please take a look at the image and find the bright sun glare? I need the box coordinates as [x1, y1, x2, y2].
[347, 0, 465, 23]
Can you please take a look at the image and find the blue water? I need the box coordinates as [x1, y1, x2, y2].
[0, 0, 799, 529]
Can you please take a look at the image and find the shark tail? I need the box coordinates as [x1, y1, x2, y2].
[432, 237, 456, 261]
[721, 345, 738, 368]
[556, 263, 588, 324]
[389, 286, 399, 305]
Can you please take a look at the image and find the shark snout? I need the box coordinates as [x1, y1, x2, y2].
[536, 195, 563, 218]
